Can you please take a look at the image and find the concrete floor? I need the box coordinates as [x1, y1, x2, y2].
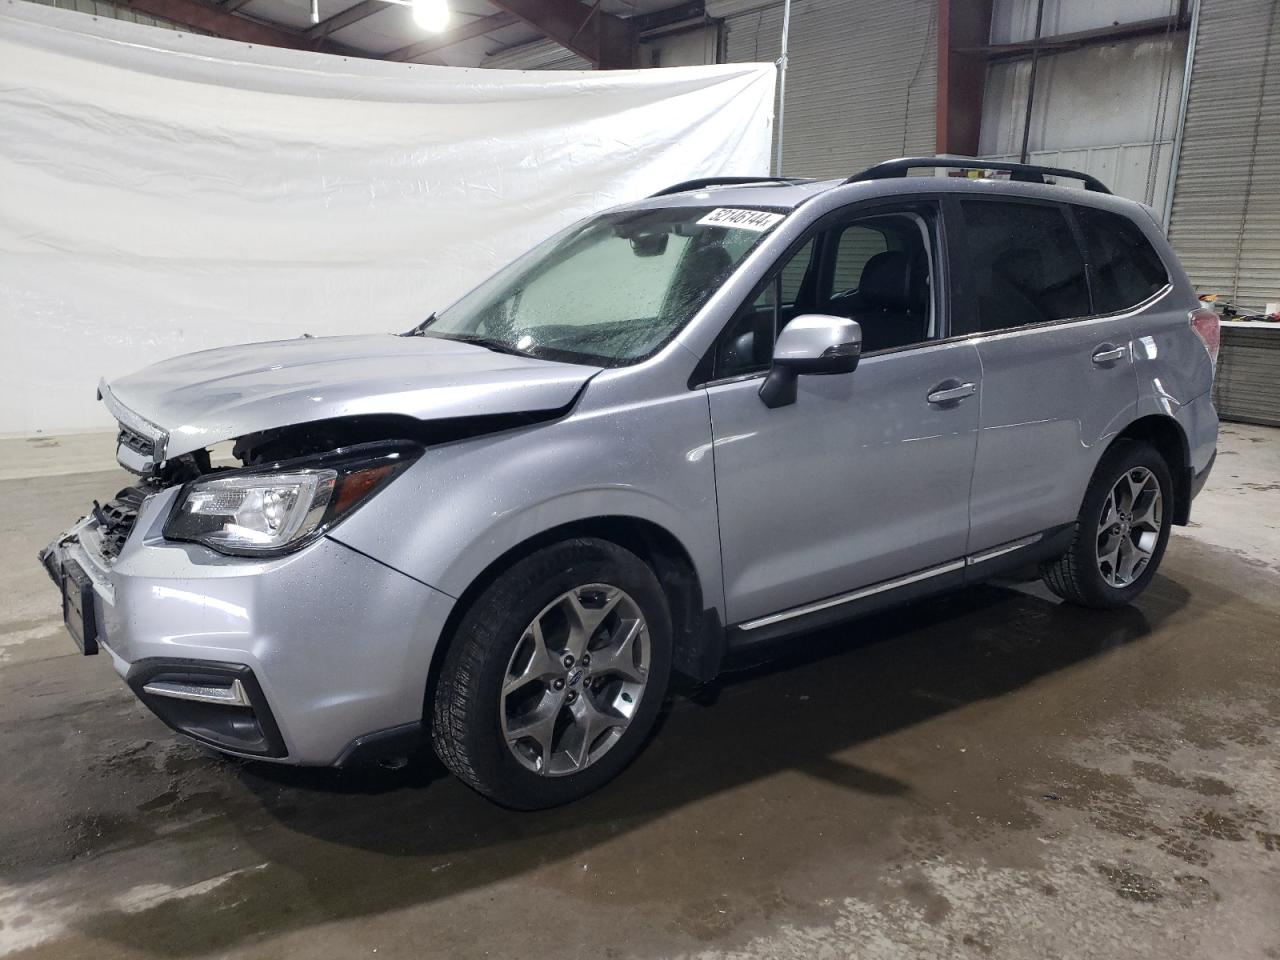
[1, 423, 1278, 960]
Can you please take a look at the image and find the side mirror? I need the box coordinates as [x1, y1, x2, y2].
[759, 315, 862, 408]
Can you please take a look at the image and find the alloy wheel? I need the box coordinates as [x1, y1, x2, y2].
[1096, 466, 1163, 588]
[500, 584, 650, 776]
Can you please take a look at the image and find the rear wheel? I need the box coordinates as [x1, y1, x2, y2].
[1041, 440, 1173, 608]
[431, 538, 672, 808]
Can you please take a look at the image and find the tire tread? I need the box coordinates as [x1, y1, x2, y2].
[1040, 439, 1171, 609]
[430, 537, 670, 807]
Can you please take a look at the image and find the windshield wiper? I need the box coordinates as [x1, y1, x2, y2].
[421, 331, 533, 358]
[400, 313, 436, 337]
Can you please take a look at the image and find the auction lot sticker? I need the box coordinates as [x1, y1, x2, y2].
[696, 208, 786, 232]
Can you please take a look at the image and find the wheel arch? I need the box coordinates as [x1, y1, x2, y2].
[1109, 414, 1192, 525]
[422, 515, 724, 724]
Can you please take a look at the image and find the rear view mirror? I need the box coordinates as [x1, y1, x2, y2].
[629, 232, 669, 257]
[759, 315, 862, 408]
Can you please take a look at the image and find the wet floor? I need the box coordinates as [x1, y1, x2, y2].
[1, 426, 1278, 959]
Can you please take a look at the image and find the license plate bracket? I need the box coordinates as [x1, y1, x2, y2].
[61, 559, 100, 656]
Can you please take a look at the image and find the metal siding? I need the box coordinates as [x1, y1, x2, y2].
[25, 0, 208, 33]
[483, 24, 721, 71]
[721, 0, 937, 178]
[481, 37, 592, 70]
[1214, 328, 1280, 427]
[1167, 0, 1280, 312]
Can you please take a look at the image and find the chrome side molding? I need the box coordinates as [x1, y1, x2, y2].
[965, 533, 1043, 566]
[737, 533, 1046, 632]
[738, 559, 967, 631]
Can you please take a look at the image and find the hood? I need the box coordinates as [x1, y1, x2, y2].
[102, 334, 600, 460]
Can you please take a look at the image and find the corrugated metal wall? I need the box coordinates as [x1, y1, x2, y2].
[482, 23, 718, 71]
[714, 0, 936, 179]
[24, 0, 205, 33]
[1213, 327, 1280, 427]
[482, 37, 590, 70]
[1167, 0, 1280, 312]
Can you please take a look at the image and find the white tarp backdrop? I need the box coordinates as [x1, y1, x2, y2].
[0, 3, 775, 435]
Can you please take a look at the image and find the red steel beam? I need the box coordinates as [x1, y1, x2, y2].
[487, 0, 636, 68]
[936, 0, 994, 157]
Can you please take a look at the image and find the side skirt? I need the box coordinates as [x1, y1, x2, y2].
[724, 524, 1074, 650]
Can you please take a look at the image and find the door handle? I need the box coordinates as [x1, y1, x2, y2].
[1091, 344, 1127, 365]
[927, 381, 977, 405]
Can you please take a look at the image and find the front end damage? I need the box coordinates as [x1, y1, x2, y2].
[39, 404, 463, 765]
[39, 335, 596, 763]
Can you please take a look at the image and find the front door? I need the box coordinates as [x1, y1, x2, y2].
[703, 200, 981, 627]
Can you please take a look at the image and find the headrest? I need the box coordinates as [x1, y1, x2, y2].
[858, 250, 914, 311]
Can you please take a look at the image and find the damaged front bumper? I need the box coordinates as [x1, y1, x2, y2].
[39, 484, 455, 766]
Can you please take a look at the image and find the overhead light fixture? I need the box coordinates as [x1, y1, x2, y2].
[410, 0, 449, 32]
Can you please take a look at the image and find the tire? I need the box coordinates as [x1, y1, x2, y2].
[1041, 439, 1173, 608]
[431, 537, 673, 809]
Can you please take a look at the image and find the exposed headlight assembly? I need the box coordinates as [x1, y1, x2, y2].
[164, 442, 420, 557]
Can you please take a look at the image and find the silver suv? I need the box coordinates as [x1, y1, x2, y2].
[41, 158, 1220, 808]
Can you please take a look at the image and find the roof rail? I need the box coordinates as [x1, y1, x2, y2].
[648, 176, 811, 198]
[846, 157, 1111, 194]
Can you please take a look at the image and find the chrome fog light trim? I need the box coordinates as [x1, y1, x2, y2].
[142, 677, 251, 706]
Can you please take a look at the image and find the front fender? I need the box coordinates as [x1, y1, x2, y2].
[327, 389, 725, 619]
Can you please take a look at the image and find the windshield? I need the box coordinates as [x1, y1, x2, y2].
[421, 206, 784, 366]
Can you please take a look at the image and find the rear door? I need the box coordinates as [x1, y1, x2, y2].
[1073, 205, 1209, 407]
[950, 196, 1139, 555]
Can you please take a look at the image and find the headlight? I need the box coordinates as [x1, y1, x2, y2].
[164, 442, 419, 556]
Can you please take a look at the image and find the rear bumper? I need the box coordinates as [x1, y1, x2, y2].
[1172, 389, 1218, 524]
[40, 485, 455, 765]
[1190, 449, 1216, 501]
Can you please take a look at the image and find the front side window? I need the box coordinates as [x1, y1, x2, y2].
[959, 199, 1091, 332]
[424, 207, 780, 366]
[713, 209, 936, 379]
[1076, 206, 1170, 313]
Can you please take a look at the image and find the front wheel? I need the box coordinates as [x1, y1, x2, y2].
[1041, 440, 1173, 608]
[431, 538, 672, 809]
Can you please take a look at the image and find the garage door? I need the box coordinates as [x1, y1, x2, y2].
[1167, 0, 1280, 312]
[713, 0, 937, 179]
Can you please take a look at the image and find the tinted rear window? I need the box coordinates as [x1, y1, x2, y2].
[959, 199, 1091, 332]
[1076, 206, 1170, 313]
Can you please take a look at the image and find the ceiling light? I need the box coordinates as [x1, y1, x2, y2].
[411, 0, 449, 32]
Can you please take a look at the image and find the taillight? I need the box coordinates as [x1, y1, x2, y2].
[1189, 307, 1220, 368]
